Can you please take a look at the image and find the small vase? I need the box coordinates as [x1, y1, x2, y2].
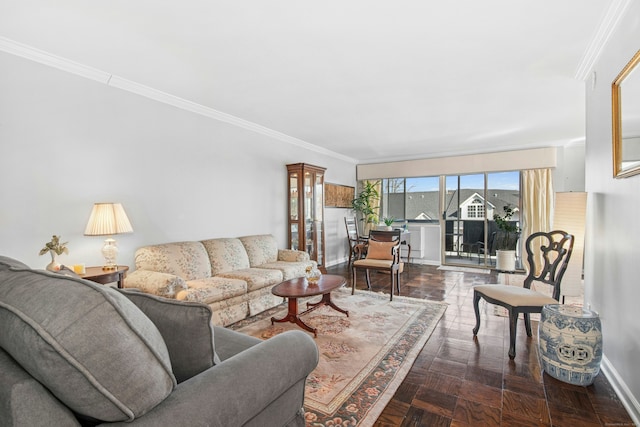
[46, 252, 61, 272]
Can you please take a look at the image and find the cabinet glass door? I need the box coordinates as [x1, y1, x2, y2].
[286, 163, 326, 267]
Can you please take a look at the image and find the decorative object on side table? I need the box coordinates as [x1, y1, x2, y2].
[39, 235, 68, 271]
[538, 304, 602, 386]
[84, 203, 133, 270]
[305, 265, 322, 285]
[381, 217, 395, 231]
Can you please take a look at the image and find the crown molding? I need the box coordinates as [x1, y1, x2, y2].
[0, 36, 357, 164]
[574, 0, 634, 81]
[0, 37, 111, 84]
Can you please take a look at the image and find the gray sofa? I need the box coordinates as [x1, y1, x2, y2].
[0, 256, 318, 426]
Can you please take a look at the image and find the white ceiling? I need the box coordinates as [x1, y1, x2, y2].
[1, 1, 613, 163]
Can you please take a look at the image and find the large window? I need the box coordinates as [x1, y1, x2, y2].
[371, 170, 521, 269]
[380, 176, 439, 222]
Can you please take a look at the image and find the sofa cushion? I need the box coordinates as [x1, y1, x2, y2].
[201, 238, 251, 275]
[277, 249, 311, 262]
[0, 256, 29, 270]
[125, 270, 188, 298]
[134, 241, 211, 281]
[239, 234, 279, 266]
[217, 268, 283, 292]
[117, 289, 220, 384]
[0, 259, 176, 422]
[177, 276, 247, 304]
[258, 261, 312, 281]
[0, 346, 81, 427]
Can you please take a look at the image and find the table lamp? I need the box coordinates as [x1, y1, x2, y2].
[84, 203, 133, 270]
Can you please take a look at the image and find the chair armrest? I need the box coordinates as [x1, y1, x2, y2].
[125, 270, 187, 298]
[111, 330, 319, 427]
[278, 249, 310, 262]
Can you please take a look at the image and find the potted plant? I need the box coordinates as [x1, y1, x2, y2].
[39, 235, 69, 271]
[493, 206, 520, 271]
[381, 217, 395, 230]
[351, 180, 380, 235]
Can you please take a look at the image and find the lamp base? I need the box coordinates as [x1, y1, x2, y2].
[101, 238, 119, 271]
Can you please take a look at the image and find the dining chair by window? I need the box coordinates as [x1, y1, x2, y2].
[352, 229, 402, 300]
[344, 217, 367, 265]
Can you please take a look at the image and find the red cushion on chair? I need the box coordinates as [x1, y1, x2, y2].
[366, 240, 396, 260]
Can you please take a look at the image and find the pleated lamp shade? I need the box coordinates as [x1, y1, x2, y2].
[84, 203, 133, 236]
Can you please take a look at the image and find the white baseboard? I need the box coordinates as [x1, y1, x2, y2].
[407, 258, 440, 266]
[601, 355, 640, 425]
[325, 257, 349, 268]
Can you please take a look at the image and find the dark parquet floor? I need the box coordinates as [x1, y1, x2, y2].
[324, 262, 634, 427]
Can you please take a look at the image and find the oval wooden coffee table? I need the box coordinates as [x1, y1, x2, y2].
[271, 274, 349, 337]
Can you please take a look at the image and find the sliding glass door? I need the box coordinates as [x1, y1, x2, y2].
[442, 171, 521, 269]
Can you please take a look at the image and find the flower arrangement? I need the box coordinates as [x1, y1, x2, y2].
[39, 235, 69, 257]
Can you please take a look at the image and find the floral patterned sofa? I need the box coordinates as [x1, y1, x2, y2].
[126, 234, 315, 326]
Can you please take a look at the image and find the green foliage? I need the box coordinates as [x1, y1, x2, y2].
[351, 180, 380, 225]
[383, 217, 395, 226]
[493, 206, 520, 250]
[39, 235, 69, 256]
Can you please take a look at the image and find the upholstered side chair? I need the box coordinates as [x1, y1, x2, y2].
[472, 230, 574, 359]
[352, 229, 402, 300]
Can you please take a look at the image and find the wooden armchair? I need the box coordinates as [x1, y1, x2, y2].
[351, 229, 403, 301]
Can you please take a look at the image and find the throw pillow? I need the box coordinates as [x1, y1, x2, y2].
[117, 288, 220, 383]
[366, 240, 397, 260]
[0, 265, 176, 422]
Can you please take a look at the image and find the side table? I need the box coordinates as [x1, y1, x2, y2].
[538, 304, 602, 386]
[79, 266, 129, 288]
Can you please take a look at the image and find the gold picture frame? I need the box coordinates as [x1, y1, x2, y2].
[612, 48, 640, 178]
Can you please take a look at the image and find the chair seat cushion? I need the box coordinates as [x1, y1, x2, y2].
[353, 259, 395, 269]
[474, 284, 557, 307]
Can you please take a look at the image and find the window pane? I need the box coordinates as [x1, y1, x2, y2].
[405, 177, 439, 221]
[383, 178, 405, 220]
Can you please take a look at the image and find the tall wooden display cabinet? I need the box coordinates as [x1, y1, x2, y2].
[286, 163, 326, 267]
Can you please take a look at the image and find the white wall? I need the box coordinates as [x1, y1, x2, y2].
[0, 52, 356, 269]
[554, 143, 586, 192]
[584, 1, 640, 420]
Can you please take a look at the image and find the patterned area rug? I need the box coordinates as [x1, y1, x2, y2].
[229, 288, 447, 426]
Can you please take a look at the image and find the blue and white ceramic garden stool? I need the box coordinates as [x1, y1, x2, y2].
[538, 304, 602, 386]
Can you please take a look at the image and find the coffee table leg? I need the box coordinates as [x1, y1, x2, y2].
[306, 292, 349, 317]
[271, 297, 318, 337]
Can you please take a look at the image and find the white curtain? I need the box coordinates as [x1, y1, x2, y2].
[521, 168, 554, 274]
